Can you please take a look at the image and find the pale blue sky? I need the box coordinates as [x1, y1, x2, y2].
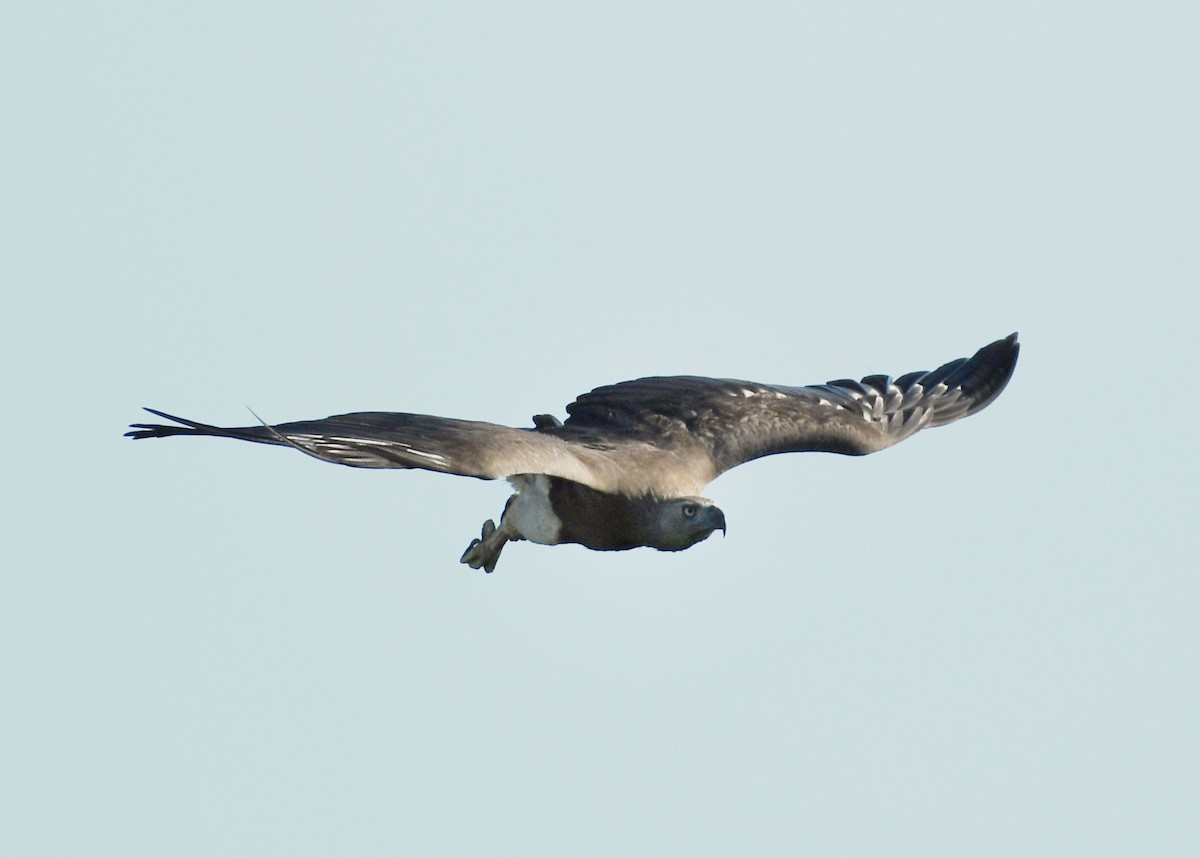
[4, 1, 1198, 855]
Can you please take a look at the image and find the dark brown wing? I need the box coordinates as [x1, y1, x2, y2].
[562, 333, 1019, 481]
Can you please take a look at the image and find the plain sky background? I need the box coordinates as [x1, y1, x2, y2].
[4, 1, 1198, 855]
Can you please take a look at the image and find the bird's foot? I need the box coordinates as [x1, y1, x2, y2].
[460, 519, 505, 573]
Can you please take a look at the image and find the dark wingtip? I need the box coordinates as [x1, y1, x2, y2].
[125, 407, 201, 440]
[957, 332, 1020, 417]
[993, 331, 1020, 370]
[141, 406, 194, 425]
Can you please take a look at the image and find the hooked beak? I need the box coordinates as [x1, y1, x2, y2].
[709, 507, 727, 538]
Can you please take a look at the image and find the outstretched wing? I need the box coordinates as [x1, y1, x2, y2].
[563, 333, 1019, 481]
[129, 334, 1018, 497]
[127, 409, 625, 489]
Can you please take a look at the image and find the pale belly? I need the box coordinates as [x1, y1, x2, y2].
[505, 474, 564, 545]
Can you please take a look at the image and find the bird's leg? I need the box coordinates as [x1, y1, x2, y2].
[460, 517, 512, 573]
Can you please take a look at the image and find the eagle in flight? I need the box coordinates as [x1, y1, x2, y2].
[127, 333, 1019, 572]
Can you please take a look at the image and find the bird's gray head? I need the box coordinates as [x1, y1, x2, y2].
[642, 496, 727, 552]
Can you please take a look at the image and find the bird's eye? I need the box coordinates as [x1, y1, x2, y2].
[683, 504, 697, 517]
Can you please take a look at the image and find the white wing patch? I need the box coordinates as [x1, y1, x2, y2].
[728, 386, 788, 400]
[330, 436, 448, 464]
[276, 432, 448, 468]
